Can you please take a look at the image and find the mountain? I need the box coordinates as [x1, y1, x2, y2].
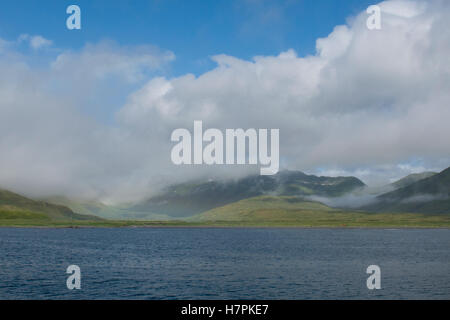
[362, 167, 450, 214]
[390, 172, 437, 189]
[354, 171, 439, 197]
[0, 189, 101, 221]
[131, 171, 365, 218]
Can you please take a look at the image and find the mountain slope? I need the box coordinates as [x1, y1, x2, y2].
[390, 172, 437, 189]
[132, 171, 365, 218]
[191, 195, 450, 227]
[192, 196, 335, 222]
[0, 189, 101, 221]
[362, 167, 450, 214]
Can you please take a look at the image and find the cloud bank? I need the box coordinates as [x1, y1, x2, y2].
[0, 0, 449, 203]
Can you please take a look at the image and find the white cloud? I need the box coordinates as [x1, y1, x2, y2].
[0, 0, 449, 204]
[51, 40, 175, 83]
[18, 34, 53, 50]
[119, 0, 450, 174]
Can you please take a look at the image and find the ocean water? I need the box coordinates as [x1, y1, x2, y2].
[0, 227, 449, 300]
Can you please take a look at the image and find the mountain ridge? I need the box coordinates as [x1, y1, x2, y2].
[130, 170, 366, 218]
[361, 167, 450, 214]
[390, 172, 437, 189]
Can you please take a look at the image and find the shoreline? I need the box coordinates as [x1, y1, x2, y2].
[1, 223, 449, 229]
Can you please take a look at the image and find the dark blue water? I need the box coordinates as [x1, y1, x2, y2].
[0, 228, 449, 299]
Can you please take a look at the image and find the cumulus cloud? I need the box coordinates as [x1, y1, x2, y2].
[118, 0, 450, 178]
[0, 0, 449, 204]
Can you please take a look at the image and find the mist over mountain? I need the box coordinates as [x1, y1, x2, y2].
[130, 170, 365, 218]
[361, 167, 450, 214]
[2, 167, 449, 221]
[311, 171, 440, 209]
[390, 172, 437, 189]
[38, 168, 450, 219]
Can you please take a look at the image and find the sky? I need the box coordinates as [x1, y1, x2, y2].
[0, 0, 376, 76]
[0, 0, 449, 203]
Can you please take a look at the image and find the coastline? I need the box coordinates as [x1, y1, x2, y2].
[1, 221, 449, 229]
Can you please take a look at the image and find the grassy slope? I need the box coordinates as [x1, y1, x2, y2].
[192, 196, 334, 221]
[191, 195, 450, 227]
[0, 189, 102, 222]
[2, 194, 449, 228]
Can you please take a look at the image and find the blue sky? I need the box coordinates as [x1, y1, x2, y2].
[0, 0, 375, 76]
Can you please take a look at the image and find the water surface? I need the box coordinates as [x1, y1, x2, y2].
[0, 228, 449, 299]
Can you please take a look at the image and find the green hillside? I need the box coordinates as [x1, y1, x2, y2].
[363, 167, 450, 214]
[193, 196, 334, 222]
[132, 171, 365, 218]
[1, 190, 449, 228]
[191, 195, 450, 227]
[0, 189, 102, 222]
